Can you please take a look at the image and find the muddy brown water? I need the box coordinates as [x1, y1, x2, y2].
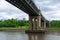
[0, 31, 60, 40]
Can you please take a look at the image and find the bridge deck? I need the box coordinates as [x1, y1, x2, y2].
[6, 0, 39, 16]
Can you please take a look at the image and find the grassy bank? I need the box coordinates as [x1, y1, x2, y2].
[0, 26, 28, 30]
[0, 26, 60, 30]
[47, 27, 60, 30]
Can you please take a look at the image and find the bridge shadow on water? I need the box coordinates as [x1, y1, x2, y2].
[27, 33, 45, 40]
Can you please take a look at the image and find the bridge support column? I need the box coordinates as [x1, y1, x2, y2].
[44, 22, 46, 30]
[41, 22, 44, 29]
[25, 15, 46, 33]
[29, 15, 41, 30]
[37, 16, 41, 30]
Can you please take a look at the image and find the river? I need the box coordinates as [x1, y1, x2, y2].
[0, 31, 60, 40]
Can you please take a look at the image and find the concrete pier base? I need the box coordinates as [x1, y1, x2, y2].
[25, 30, 46, 33]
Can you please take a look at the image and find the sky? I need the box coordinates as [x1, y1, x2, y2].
[0, 0, 60, 21]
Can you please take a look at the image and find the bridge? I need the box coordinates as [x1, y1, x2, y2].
[6, 0, 49, 32]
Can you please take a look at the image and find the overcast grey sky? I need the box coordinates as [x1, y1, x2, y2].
[0, 0, 60, 21]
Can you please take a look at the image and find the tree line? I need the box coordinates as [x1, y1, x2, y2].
[0, 19, 60, 28]
[49, 20, 60, 28]
[0, 19, 29, 28]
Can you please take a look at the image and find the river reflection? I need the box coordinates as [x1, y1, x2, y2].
[28, 33, 45, 40]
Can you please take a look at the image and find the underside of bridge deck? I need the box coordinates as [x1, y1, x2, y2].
[6, 0, 39, 16]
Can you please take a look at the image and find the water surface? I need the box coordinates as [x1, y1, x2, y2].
[0, 31, 60, 40]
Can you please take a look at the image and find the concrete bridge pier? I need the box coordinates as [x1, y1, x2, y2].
[41, 21, 46, 30]
[25, 15, 47, 33]
[26, 16, 46, 33]
[29, 15, 41, 31]
[44, 21, 46, 30]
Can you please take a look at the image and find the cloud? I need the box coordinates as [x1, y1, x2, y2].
[33, 0, 60, 21]
[0, 0, 60, 21]
[0, 0, 28, 20]
[0, 12, 28, 20]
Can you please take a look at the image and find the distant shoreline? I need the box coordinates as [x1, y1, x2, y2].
[0, 28, 60, 32]
[0, 28, 26, 32]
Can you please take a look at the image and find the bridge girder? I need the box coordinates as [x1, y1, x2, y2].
[6, 0, 40, 16]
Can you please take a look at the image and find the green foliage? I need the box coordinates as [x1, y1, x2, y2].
[49, 20, 60, 28]
[0, 19, 29, 28]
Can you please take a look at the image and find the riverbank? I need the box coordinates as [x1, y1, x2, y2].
[0, 26, 28, 31]
[0, 27, 60, 32]
[46, 27, 60, 32]
[0, 28, 27, 32]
